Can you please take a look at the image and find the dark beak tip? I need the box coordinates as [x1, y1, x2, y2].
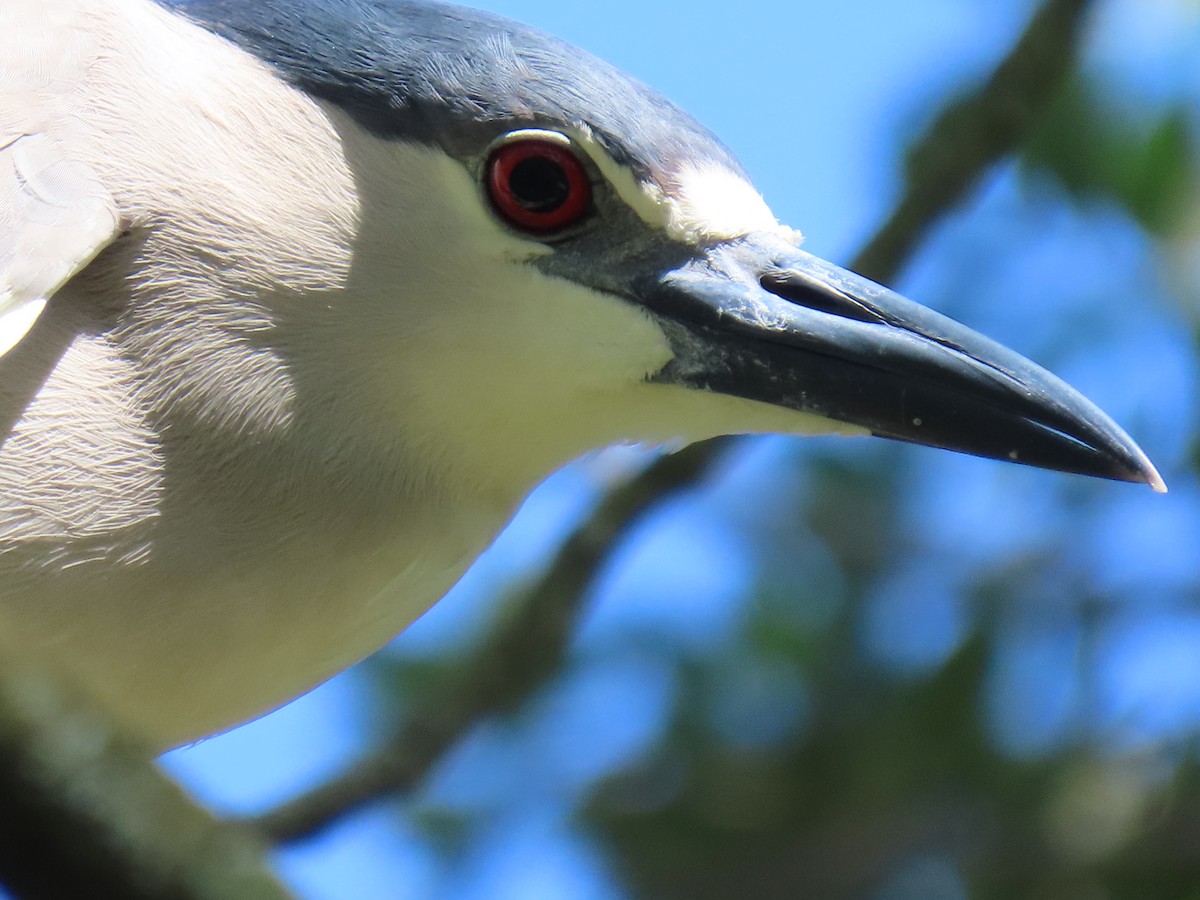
[1094, 429, 1166, 493]
[1072, 443, 1166, 493]
[1140, 459, 1169, 494]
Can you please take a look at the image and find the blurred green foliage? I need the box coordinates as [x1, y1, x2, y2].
[1024, 79, 1198, 236]
[584, 449, 1199, 900]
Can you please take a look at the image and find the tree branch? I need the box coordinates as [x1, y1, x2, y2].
[0, 661, 293, 900]
[854, 0, 1091, 280]
[251, 0, 1096, 846]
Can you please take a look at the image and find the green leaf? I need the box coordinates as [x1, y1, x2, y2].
[1021, 78, 1197, 236]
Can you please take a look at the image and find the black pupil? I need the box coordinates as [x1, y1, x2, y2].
[508, 156, 570, 213]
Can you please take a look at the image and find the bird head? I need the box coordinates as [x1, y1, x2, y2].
[162, 0, 1163, 497]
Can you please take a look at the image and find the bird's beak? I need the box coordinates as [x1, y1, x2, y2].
[643, 235, 1165, 491]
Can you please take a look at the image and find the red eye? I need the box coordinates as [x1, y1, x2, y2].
[486, 139, 592, 233]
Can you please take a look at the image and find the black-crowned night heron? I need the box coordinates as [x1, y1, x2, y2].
[0, 0, 1163, 749]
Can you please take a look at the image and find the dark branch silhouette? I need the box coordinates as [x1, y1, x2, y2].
[0, 661, 294, 900]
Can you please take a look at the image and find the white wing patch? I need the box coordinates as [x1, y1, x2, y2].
[0, 1, 121, 358]
[0, 134, 119, 355]
[666, 162, 803, 246]
[570, 128, 802, 247]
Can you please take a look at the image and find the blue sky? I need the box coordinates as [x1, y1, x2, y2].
[158, 1, 1200, 898]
